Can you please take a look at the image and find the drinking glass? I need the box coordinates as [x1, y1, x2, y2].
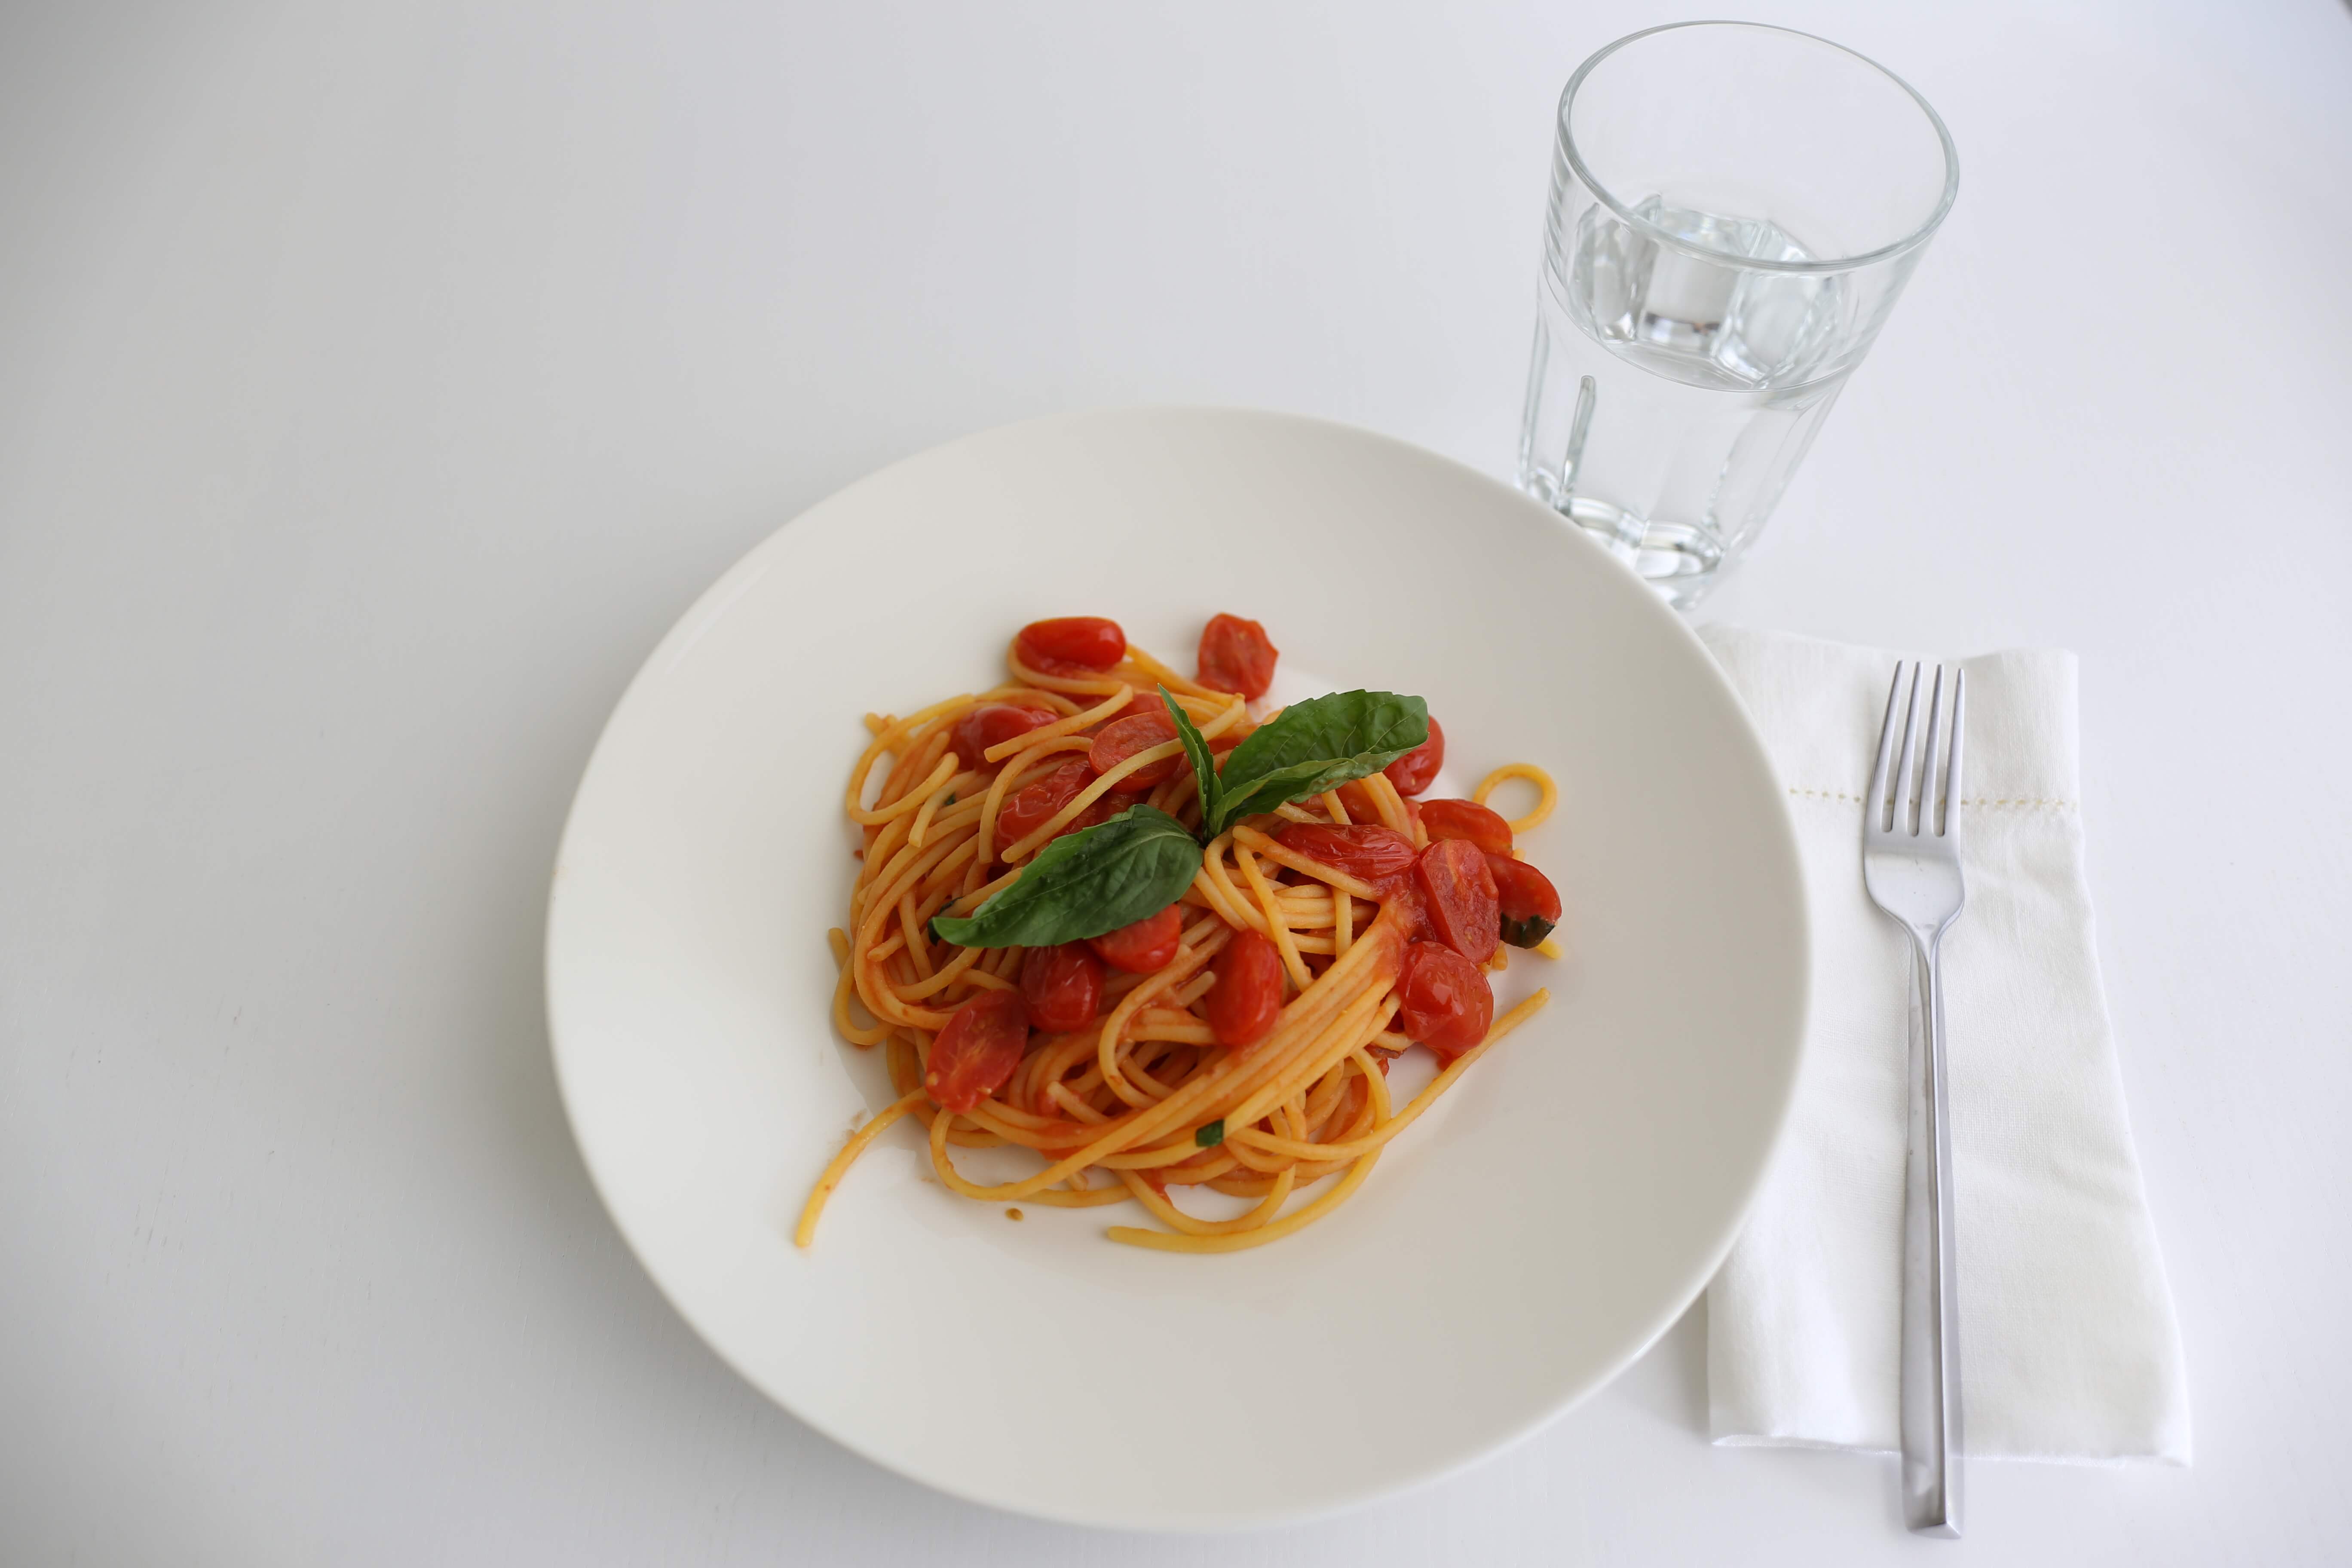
[1518, 23, 1958, 607]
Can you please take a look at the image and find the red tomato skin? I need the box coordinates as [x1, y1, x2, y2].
[1387, 885, 1439, 946]
[1383, 717, 1445, 796]
[925, 990, 1030, 1112]
[1020, 943, 1106, 1033]
[1086, 904, 1183, 973]
[1419, 798, 1514, 855]
[1277, 823, 1418, 890]
[1396, 941, 1494, 1062]
[1054, 794, 1121, 842]
[1103, 692, 1157, 724]
[1197, 614, 1279, 699]
[1487, 851, 1562, 948]
[1016, 617, 1126, 674]
[948, 703, 1059, 769]
[1328, 782, 1418, 838]
[1332, 779, 1381, 823]
[1088, 711, 1179, 790]
[1484, 852, 1562, 923]
[1204, 928, 1283, 1048]
[995, 760, 1093, 848]
[1414, 837, 1500, 964]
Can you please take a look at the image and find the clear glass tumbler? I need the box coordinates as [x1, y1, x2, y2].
[1518, 23, 1958, 607]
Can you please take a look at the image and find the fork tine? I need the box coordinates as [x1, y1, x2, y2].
[1919, 665, 1947, 840]
[1868, 662, 1908, 833]
[1892, 662, 1926, 836]
[1942, 668, 1966, 837]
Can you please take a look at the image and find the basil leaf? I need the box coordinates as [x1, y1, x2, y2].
[930, 804, 1200, 949]
[1158, 685, 1221, 835]
[1209, 690, 1428, 835]
[1194, 1118, 1225, 1148]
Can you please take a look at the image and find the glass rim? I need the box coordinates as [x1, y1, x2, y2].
[1557, 21, 1960, 277]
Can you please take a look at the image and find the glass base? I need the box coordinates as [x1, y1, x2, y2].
[1546, 495, 1726, 612]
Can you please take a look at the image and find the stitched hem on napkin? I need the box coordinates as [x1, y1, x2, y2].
[1714, 1434, 2187, 1468]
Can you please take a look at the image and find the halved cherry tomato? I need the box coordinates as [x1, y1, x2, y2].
[1420, 797, 1513, 855]
[1386, 884, 1439, 946]
[1383, 716, 1444, 796]
[995, 760, 1093, 849]
[1016, 616, 1126, 676]
[1089, 710, 1179, 790]
[925, 990, 1030, 1112]
[1087, 903, 1183, 973]
[1020, 942, 1105, 1032]
[1277, 823, 1418, 890]
[1205, 928, 1283, 1049]
[1396, 941, 1493, 1062]
[1414, 837, 1499, 963]
[1485, 852, 1562, 948]
[1197, 613, 1278, 699]
[948, 702, 1059, 769]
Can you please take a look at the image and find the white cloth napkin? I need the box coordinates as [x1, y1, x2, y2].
[1698, 627, 2190, 1464]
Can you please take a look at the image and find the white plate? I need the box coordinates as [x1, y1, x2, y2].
[545, 408, 1807, 1529]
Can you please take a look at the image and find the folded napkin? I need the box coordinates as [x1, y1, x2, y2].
[1698, 627, 2190, 1464]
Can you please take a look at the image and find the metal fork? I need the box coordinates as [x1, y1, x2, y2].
[1863, 662, 1967, 1538]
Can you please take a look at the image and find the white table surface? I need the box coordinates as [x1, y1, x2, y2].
[4, 1, 2348, 1562]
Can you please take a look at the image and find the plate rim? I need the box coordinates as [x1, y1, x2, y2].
[542, 404, 1811, 1530]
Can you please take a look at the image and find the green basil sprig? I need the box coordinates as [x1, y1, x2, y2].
[1160, 686, 1222, 830]
[925, 686, 1431, 953]
[930, 804, 1199, 949]
[1162, 684, 1427, 839]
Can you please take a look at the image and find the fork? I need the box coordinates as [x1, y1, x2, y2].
[1863, 662, 1967, 1538]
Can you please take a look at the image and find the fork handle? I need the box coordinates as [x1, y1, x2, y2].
[1901, 931, 1963, 1536]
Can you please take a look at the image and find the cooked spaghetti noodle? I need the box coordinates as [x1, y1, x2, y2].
[797, 616, 1559, 1253]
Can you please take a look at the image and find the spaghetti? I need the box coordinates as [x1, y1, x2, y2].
[798, 614, 1562, 1253]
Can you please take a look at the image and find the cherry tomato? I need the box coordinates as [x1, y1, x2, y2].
[925, 990, 1030, 1112]
[1332, 779, 1384, 824]
[1088, 710, 1179, 790]
[1016, 616, 1126, 676]
[1102, 691, 1157, 724]
[1055, 794, 1121, 841]
[1197, 613, 1279, 699]
[1087, 903, 1183, 973]
[1204, 928, 1283, 1049]
[1385, 884, 1439, 946]
[1020, 942, 1105, 1033]
[1383, 717, 1444, 796]
[1396, 941, 1493, 1062]
[1277, 822, 1418, 890]
[1419, 797, 1513, 855]
[948, 703, 1058, 769]
[1413, 837, 1499, 964]
[995, 760, 1094, 850]
[1485, 852, 1562, 948]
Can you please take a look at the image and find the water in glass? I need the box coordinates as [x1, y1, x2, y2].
[1519, 24, 1956, 608]
[1520, 197, 1854, 599]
